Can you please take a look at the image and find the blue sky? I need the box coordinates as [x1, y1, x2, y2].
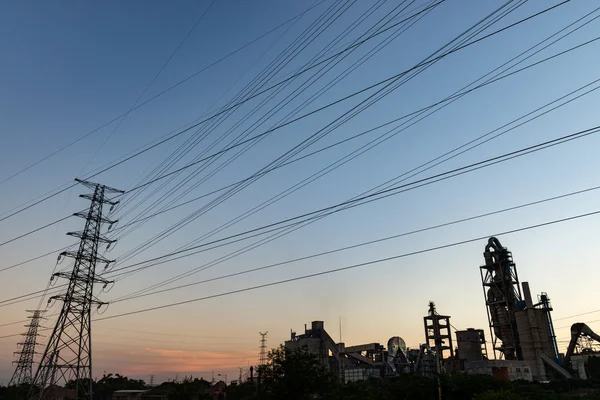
[1, 0, 600, 384]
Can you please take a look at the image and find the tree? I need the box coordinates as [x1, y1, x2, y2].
[166, 377, 211, 400]
[65, 373, 147, 400]
[256, 345, 339, 400]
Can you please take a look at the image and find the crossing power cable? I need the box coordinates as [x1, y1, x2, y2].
[113, 0, 404, 220]
[103, 122, 596, 295]
[111, 0, 433, 258]
[110, 0, 417, 235]
[0, 0, 326, 187]
[0, 0, 560, 224]
[113, 0, 330, 215]
[88, 0, 436, 266]
[3, 39, 596, 286]
[110, 0, 540, 242]
[119, 0, 545, 196]
[0, 3, 352, 310]
[2, 122, 596, 309]
[4, 170, 600, 311]
[111, 0, 371, 231]
[0, 0, 378, 220]
[0, 0, 351, 224]
[100, 35, 600, 239]
[109, 0, 576, 284]
[79, 0, 218, 175]
[107, 183, 600, 303]
[108, 0, 529, 267]
[0, 1, 580, 296]
[107, 110, 598, 290]
[101, 124, 600, 279]
[0, 1, 426, 259]
[95, 207, 600, 321]
[138, 11, 597, 266]
[2, 49, 598, 274]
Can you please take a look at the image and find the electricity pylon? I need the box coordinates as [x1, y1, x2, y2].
[259, 332, 268, 365]
[9, 310, 45, 386]
[30, 179, 122, 400]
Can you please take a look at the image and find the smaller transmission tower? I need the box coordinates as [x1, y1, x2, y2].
[9, 310, 45, 386]
[30, 179, 123, 400]
[259, 332, 268, 365]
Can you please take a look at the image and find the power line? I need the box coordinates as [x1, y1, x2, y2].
[555, 309, 600, 321]
[79, 0, 218, 174]
[3, 65, 597, 287]
[110, 0, 370, 243]
[109, 0, 436, 262]
[112, 0, 328, 216]
[0, 320, 28, 328]
[103, 124, 600, 278]
[0, 245, 74, 274]
[120, 1, 562, 196]
[0, 0, 392, 259]
[105, 118, 600, 295]
[109, 0, 417, 230]
[0, 0, 584, 310]
[107, 0, 535, 269]
[5, 31, 596, 254]
[0, 0, 562, 224]
[96, 207, 600, 321]
[4, 122, 595, 310]
[0, 0, 325, 187]
[108, 183, 600, 303]
[82, 35, 600, 239]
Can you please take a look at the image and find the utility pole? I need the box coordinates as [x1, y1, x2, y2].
[258, 332, 268, 365]
[149, 375, 155, 386]
[9, 310, 45, 386]
[30, 179, 123, 400]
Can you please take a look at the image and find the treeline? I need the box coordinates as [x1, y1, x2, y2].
[227, 347, 600, 400]
[2, 348, 600, 399]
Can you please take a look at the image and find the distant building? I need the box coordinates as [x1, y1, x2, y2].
[465, 360, 533, 381]
[210, 381, 226, 398]
[285, 320, 389, 382]
[286, 321, 341, 378]
[140, 384, 171, 400]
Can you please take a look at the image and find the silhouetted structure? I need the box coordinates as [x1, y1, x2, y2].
[259, 332, 268, 365]
[9, 310, 45, 386]
[479, 237, 569, 381]
[31, 179, 123, 400]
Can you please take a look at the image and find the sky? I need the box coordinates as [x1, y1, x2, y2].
[1, 0, 600, 385]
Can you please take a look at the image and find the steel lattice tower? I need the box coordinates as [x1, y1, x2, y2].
[30, 179, 123, 400]
[259, 332, 268, 365]
[9, 310, 45, 387]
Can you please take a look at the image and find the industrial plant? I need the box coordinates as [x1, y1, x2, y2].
[285, 237, 600, 382]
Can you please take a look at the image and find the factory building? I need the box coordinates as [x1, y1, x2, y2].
[285, 321, 342, 378]
[456, 328, 487, 368]
[285, 321, 400, 382]
[465, 360, 533, 381]
[283, 237, 600, 383]
[479, 237, 570, 380]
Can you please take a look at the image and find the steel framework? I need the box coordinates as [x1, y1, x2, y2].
[30, 179, 122, 400]
[259, 332, 268, 365]
[480, 237, 523, 360]
[9, 310, 45, 387]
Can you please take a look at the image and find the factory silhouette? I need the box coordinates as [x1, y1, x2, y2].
[283, 237, 598, 383]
